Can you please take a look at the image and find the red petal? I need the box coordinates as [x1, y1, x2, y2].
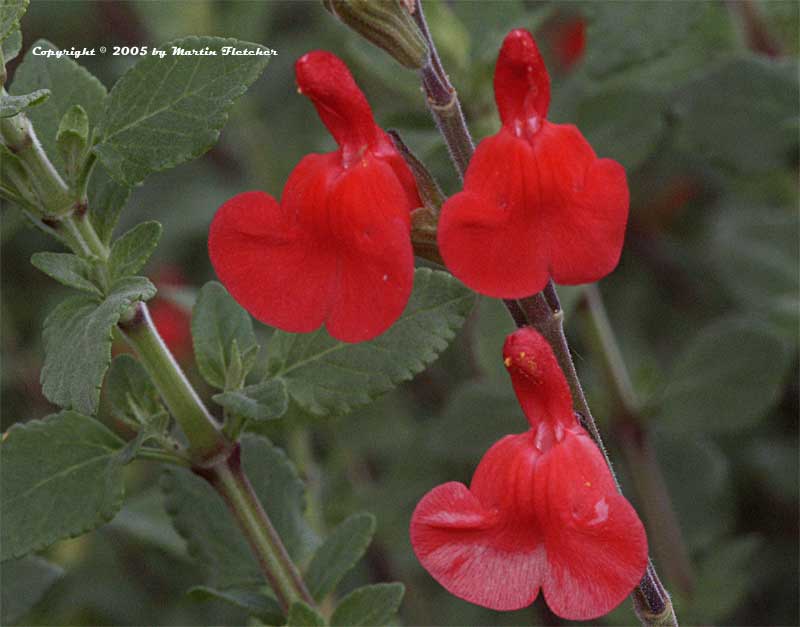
[502, 328, 575, 430]
[530, 122, 628, 285]
[149, 300, 192, 361]
[438, 130, 550, 298]
[536, 432, 648, 620]
[295, 51, 378, 155]
[208, 189, 336, 334]
[323, 156, 414, 342]
[410, 475, 547, 611]
[494, 29, 550, 131]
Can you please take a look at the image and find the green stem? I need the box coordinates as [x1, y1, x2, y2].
[120, 302, 227, 461]
[136, 447, 191, 467]
[0, 112, 74, 216]
[202, 445, 315, 612]
[584, 285, 694, 598]
[288, 427, 326, 536]
[410, 2, 678, 624]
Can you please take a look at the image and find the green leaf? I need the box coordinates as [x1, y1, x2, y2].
[428, 381, 521, 463]
[653, 429, 733, 551]
[108, 221, 162, 282]
[88, 162, 132, 245]
[0, 411, 126, 560]
[287, 601, 326, 627]
[0, 88, 50, 118]
[56, 104, 89, 178]
[582, 2, 706, 78]
[10, 39, 107, 174]
[192, 281, 259, 390]
[57, 104, 89, 145]
[329, 583, 404, 627]
[682, 535, 762, 624]
[675, 55, 799, 173]
[1, 26, 21, 61]
[659, 317, 792, 433]
[212, 379, 288, 422]
[305, 512, 376, 602]
[106, 354, 163, 424]
[710, 205, 799, 338]
[93, 36, 270, 186]
[162, 435, 317, 588]
[268, 268, 475, 416]
[41, 276, 156, 415]
[576, 86, 667, 172]
[0, 556, 63, 625]
[187, 585, 283, 624]
[30, 251, 102, 295]
[0, 0, 27, 42]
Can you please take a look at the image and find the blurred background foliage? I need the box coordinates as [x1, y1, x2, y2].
[1, 1, 798, 626]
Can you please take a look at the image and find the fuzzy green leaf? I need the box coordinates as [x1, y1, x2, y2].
[106, 354, 163, 425]
[56, 104, 89, 177]
[0, 556, 63, 624]
[287, 601, 326, 627]
[88, 163, 132, 245]
[0, 0, 27, 42]
[161, 435, 317, 589]
[710, 205, 798, 337]
[305, 512, 376, 602]
[0, 411, 126, 560]
[10, 39, 107, 174]
[329, 583, 404, 627]
[93, 36, 270, 186]
[1, 26, 21, 61]
[576, 87, 667, 172]
[659, 317, 792, 433]
[583, 2, 706, 78]
[108, 221, 162, 282]
[192, 281, 259, 390]
[187, 586, 283, 624]
[41, 276, 156, 415]
[30, 251, 102, 295]
[0, 88, 49, 117]
[267, 268, 475, 416]
[675, 55, 799, 173]
[212, 379, 288, 422]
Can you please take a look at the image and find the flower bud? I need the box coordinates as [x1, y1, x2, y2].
[323, 0, 429, 69]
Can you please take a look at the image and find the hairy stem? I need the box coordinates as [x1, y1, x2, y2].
[411, 2, 677, 624]
[0, 112, 74, 216]
[120, 303, 227, 461]
[199, 445, 315, 612]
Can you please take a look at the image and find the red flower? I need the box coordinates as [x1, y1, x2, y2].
[150, 266, 192, 361]
[551, 16, 587, 70]
[209, 51, 420, 343]
[437, 30, 629, 298]
[410, 328, 647, 619]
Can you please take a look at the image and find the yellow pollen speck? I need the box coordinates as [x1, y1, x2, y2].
[296, 87, 303, 94]
[584, 481, 592, 487]
[520, 352, 526, 358]
[504, 357, 512, 367]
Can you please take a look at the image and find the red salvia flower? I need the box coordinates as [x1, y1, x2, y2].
[437, 29, 629, 298]
[209, 51, 420, 343]
[410, 328, 647, 619]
